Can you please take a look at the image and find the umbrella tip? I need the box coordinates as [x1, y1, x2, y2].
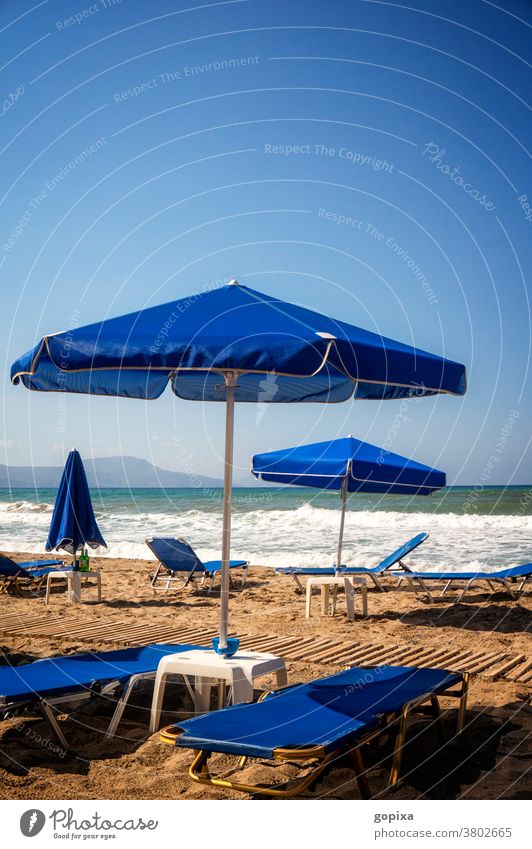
[227, 278, 239, 286]
[316, 331, 336, 340]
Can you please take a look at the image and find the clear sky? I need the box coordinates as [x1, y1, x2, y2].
[1, 0, 531, 486]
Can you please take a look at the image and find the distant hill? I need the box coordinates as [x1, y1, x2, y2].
[0, 456, 223, 489]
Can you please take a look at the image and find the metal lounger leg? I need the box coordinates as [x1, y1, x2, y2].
[415, 577, 434, 603]
[105, 672, 157, 739]
[389, 703, 411, 786]
[457, 673, 469, 733]
[455, 579, 476, 603]
[350, 746, 370, 799]
[293, 574, 304, 593]
[500, 579, 517, 599]
[39, 701, 70, 753]
[429, 695, 445, 742]
[370, 573, 385, 591]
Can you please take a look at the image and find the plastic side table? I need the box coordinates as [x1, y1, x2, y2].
[305, 576, 368, 620]
[45, 570, 102, 604]
[149, 648, 288, 732]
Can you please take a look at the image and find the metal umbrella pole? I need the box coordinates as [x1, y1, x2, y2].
[218, 371, 238, 652]
[335, 471, 350, 575]
[332, 466, 350, 614]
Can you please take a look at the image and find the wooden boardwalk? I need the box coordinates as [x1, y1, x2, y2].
[0, 611, 530, 684]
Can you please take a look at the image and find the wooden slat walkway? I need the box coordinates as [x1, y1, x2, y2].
[0, 612, 529, 684]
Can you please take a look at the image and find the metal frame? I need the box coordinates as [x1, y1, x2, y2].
[0, 570, 48, 596]
[160, 672, 469, 798]
[147, 535, 249, 595]
[284, 550, 420, 595]
[394, 572, 531, 603]
[4, 670, 170, 753]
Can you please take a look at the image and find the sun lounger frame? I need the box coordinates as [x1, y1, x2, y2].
[160, 670, 469, 799]
[1, 644, 206, 753]
[278, 533, 428, 593]
[146, 537, 249, 593]
[393, 570, 531, 603]
[0, 558, 65, 596]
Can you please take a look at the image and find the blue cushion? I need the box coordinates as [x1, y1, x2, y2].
[0, 643, 207, 706]
[174, 665, 461, 759]
[276, 534, 427, 576]
[202, 560, 248, 574]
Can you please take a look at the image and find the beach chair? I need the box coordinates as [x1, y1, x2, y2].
[392, 562, 532, 602]
[0, 642, 207, 752]
[160, 664, 469, 799]
[146, 537, 249, 593]
[276, 533, 428, 592]
[0, 554, 66, 595]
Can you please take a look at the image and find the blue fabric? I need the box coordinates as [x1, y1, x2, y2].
[174, 665, 461, 758]
[46, 450, 106, 555]
[146, 537, 246, 575]
[0, 555, 64, 576]
[393, 563, 532, 581]
[252, 438, 445, 494]
[345, 533, 428, 572]
[11, 283, 466, 402]
[0, 643, 206, 706]
[202, 560, 248, 574]
[276, 534, 427, 576]
[0, 556, 69, 580]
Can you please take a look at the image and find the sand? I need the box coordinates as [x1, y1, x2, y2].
[0, 552, 530, 800]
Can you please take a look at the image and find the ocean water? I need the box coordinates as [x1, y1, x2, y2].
[1, 486, 532, 572]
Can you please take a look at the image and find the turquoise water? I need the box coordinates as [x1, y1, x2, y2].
[1, 486, 531, 570]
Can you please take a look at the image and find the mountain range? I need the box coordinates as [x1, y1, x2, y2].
[0, 456, 223, 489]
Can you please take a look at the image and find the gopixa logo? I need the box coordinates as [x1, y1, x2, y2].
[20, 810, 46, 837]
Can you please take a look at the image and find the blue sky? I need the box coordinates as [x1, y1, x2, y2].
[1, 0, 531, 485]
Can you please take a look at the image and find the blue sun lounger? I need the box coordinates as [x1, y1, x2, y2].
[392, 562, 532, 602]
[276, 533, 428, 592]
[0, 554, 66, 594]
[0, 642, 207, 751]
[146, 537, 249, 593]
[160, 664, 468, 798]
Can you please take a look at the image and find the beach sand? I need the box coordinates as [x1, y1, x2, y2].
[0, 553, 530, 800]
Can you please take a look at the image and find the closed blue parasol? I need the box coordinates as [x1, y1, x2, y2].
[46, 449, 106, 557]
[252, 436, 445, 573]
[12, 281, 465, 650]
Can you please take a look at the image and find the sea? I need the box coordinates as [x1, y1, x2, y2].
[1, 486, 532, 572]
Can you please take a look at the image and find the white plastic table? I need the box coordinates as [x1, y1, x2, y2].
[45, 569, 102, 605]
[149, 648, 287, 732]
[305, 576, 368, 620]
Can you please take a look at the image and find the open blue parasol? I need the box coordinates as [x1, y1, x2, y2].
[252, 436, 445, 573]
[12, 280, 465, 651]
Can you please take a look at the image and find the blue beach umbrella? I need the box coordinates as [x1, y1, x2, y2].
[12, 281, 465, 650]
[46, 449, 106, 558]
[252, 436, 446, 572]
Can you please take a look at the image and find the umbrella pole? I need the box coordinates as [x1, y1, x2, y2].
[331, 474, 349, 615]
[335, 474, 349, 575]
[219, 372, 237, 651]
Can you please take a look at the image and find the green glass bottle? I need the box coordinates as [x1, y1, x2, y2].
[79, 548, 90, 572]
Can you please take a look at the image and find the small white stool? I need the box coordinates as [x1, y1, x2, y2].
[149, 648, 287, 733]
[305, 576, 368, 620]
[45, 570, 102, 605]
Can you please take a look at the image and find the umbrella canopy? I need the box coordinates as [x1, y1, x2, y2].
[12, 281, 465, 651]
[46, 449, 106, 556]
[251, 436, 445, 494]
[11, 281, 466, 401]
[252, 436, 445, 572]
